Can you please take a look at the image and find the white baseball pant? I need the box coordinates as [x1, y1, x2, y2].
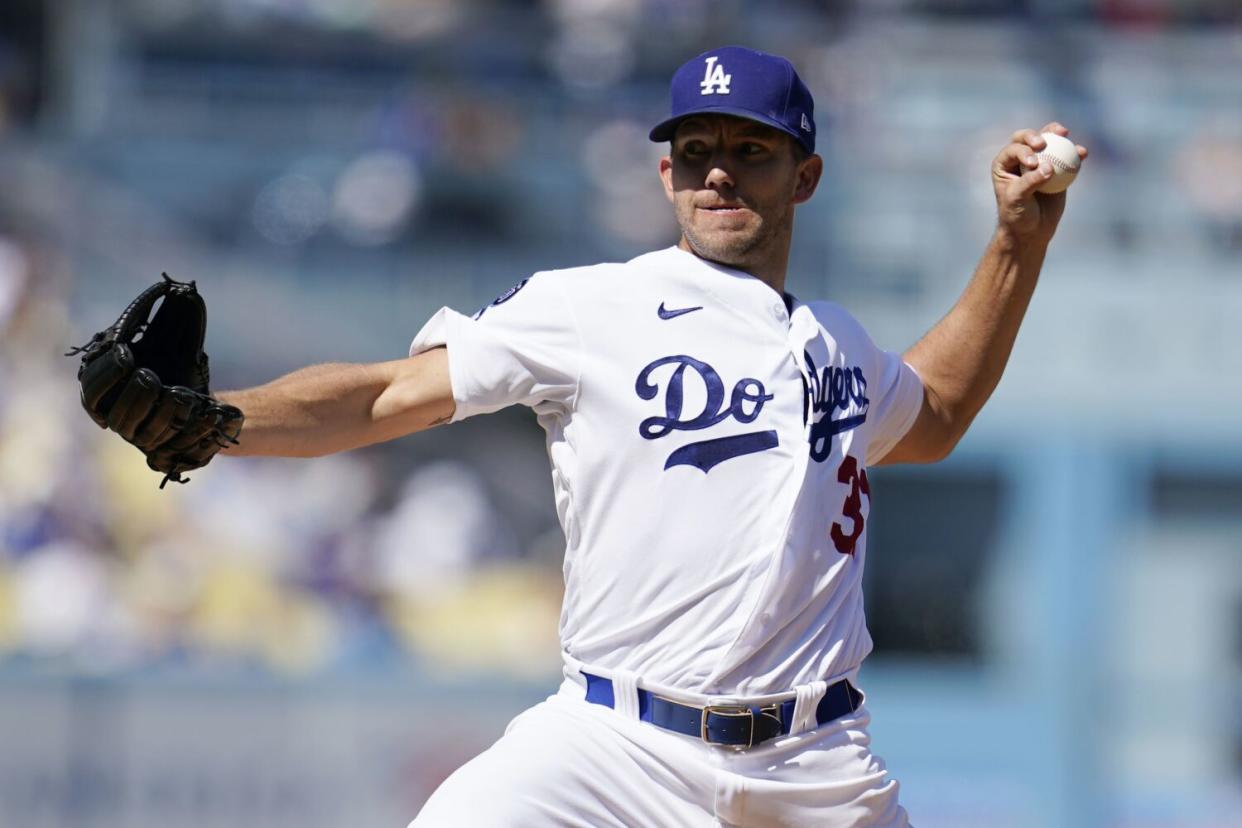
[409, 680, 910, 827]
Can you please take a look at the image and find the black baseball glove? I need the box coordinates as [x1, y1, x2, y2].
[68, 274, 243, 488]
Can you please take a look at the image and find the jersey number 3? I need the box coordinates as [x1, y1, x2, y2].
[831, 456, 870, 556]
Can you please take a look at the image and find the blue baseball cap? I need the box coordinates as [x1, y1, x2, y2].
[649, 46, 817, 154]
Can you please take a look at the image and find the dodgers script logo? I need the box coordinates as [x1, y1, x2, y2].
[804, 352, 869, 463]
[635, 355, 777, 472]
[700, 56, 732, 95]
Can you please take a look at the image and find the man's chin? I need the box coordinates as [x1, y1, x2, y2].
[683, 232, 761, 268]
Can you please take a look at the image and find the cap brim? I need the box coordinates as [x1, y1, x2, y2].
[649, 106, 807, 149]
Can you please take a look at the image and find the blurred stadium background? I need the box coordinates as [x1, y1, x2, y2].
[1, 0, 1240, 826]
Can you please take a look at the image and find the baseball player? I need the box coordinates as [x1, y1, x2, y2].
[214, 46, 1087, 827]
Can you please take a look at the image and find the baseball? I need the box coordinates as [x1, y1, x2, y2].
[1035, 132, 1081, 194]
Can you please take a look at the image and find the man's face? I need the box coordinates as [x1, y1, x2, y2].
[658, 115, 822, 269]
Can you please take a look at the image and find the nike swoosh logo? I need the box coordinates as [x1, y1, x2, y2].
[658, 302, 703, 320]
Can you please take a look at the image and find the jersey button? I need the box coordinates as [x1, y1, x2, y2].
[771, 302, 786, 322]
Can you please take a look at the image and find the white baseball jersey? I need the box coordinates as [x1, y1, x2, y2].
[410, 245, 923, 698]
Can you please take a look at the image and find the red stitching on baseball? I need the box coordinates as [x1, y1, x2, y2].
[1039, 152, 1076, 173]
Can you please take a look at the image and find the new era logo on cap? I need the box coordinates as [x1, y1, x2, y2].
[650, 46, 817, 154]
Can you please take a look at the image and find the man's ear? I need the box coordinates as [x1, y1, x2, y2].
[793, 154, 824, 205]
[659, 155, 675, 204]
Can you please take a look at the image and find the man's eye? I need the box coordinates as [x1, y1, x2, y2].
[741, 143, 767, 155]
[682, 142, 707, 156]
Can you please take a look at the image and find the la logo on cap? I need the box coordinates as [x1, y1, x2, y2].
[700, 56, 731, 95]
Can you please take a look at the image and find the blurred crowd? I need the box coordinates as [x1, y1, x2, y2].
[0, 240, 563, 678]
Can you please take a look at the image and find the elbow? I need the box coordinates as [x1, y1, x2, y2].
[918, 382, 975, 463]
[901, 416, 968, 465]
[929, 408, 980, 462]
[928, 430, 963, 463]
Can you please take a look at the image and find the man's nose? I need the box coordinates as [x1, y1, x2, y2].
[704, 164, 734, 191]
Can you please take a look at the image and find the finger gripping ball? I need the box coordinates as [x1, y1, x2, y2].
[1035, 132, 1081, 195]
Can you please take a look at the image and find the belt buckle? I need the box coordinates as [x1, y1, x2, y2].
[700, 703, 781, 749]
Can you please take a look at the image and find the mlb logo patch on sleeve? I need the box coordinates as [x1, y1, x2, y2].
[474, 277, 531, 319]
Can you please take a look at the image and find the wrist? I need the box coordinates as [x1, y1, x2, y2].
[993, 224, 1050, 259]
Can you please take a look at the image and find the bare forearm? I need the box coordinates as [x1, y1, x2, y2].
[219, 352, 452, 458]
[881, 123, 1086, 465]
[904, 228, 1048, 450]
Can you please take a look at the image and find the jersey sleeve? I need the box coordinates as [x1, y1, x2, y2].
[408, 273, 581, 423]
[864, 349, 923, 465]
